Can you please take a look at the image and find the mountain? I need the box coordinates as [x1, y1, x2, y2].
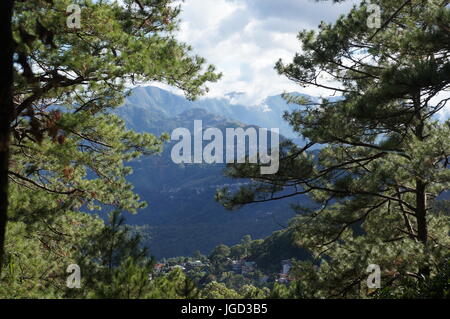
[110, 86, 449, 262]
[117, 86, 316, 139]
[114, 86, 312, 258]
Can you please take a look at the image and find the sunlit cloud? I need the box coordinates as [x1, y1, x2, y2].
[151, 0, 359, 105]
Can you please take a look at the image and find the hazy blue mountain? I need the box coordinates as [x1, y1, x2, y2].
[111, 86, 446, 259]
[116, 86, 316, 138]
[114, 86, 312, 258]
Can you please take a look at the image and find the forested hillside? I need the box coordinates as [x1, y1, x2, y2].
[114, 87, 311, 257]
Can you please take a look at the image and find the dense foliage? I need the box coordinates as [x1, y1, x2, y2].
[0, 0, 219, 295]
[217, 0, 450, 298]
[0, 0, 448, 299]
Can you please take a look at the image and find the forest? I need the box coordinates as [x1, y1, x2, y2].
[0, 0, 449, 299]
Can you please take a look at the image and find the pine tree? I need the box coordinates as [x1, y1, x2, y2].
[69, 211, 152, 297]
[0, 0, 220, 269]
[0, 205, 105, 298]
[176, 276, 200, 299]
[0, 0, 15, 273]
[217, 0, 450, 297]
[200, 281, 241, 299]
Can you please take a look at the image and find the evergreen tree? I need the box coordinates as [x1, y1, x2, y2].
[217, 0, 450, 297]
[175, 275, 200, 299]
[0, 0, 15, 273]
[0, 0, 220, 269]
[0, 204, 104, 298]
[375, 254, 450, 298]
[239, 284, 270, 299]
[200, 281, 241, 299]
[70, 211, 154, 298]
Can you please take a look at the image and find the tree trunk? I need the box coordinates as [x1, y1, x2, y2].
[415, 179, 430, 277]
[415, 180, 428, 245]
[412, 91, 430, 278]
[0, 0, 15, 271]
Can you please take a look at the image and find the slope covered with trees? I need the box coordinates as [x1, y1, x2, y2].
[114, 87, 308, 257]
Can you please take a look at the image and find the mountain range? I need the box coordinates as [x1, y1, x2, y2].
[114, 86, 311, 258]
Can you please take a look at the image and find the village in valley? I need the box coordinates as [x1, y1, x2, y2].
[151, 255, 294, 289]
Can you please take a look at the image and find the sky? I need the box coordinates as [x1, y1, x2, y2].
[149, 0, 449, 120]
[152, 0, 360, 105]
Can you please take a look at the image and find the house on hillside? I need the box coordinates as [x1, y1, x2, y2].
[231, 259, 257, 274]
[281, 260, 292, 275]
[276, 260, 293, 284]
[154, 263, 165, 274]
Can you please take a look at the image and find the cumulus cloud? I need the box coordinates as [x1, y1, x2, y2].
[148, 0, 450, 120]
[148, 0, 358, 105]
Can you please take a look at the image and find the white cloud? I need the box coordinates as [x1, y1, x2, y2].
[439, 108, 450, 121]
[147, 0, 450, 122]
[431, 91, 450, 121]
[154, 0, 358, 105]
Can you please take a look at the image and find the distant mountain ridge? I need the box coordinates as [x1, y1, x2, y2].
[117, 86, 315, 138]
[113, 86, 311, 258]
[112, 86, 447, 260]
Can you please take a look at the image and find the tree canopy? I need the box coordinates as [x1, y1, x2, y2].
[0, 0, 221, 295]
[217, 0, 450, 297]
[0, 0, 220, 269]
